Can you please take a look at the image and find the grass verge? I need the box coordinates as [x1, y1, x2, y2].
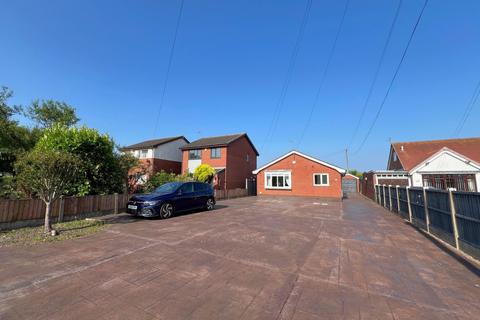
[0, 219, 106, 247]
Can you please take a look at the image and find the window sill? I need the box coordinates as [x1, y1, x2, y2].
[265, 187, 292, 190]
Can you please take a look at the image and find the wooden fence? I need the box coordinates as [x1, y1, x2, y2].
[374, 184, 480, 261]
[0, 193, 130, 227]
[215, 188, 248, 200]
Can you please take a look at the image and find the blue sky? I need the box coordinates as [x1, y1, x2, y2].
[1, 0, 479, 171]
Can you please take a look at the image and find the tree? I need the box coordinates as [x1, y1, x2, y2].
[348, 169, 363, 178]
[15, 150, 82, 233]
[0, 87, 41, 198]
[116, 152, 141, 193]
[27, 100, 79, 128]
[193, 164, 216, 183]
[35, 125, 124, 195]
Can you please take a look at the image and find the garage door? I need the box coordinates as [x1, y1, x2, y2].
[342, 179, 357, 194]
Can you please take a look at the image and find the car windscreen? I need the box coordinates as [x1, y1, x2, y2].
[154, 182, 182, 193]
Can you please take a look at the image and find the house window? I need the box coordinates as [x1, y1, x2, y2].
[265, 171, 291, 189]
[393, 152, 398, 162]
[313, 173, 329, 186]
[210, 148, 221, 159]
[139, 149, 148, 159]
[245, 154, 249, 162]
[188, 150, 202, 160]
[422, 174, 477, 192]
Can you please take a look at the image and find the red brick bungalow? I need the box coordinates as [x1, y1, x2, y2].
[253, 151, 346, 199]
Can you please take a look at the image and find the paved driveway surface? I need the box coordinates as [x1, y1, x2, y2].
[1, 195, 479, 319]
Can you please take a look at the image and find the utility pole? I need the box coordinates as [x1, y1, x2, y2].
[345, 148, 349, 174]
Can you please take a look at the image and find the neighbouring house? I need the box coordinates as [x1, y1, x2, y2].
[122, 136, 189, 186]
[360, 170, 409, 200]
[252, 150, 346, 199]
[180, 133, 259, 190]
[361, 137, 480, 199]
[342, 173, 359, 194]
[388, 137, 480, 192]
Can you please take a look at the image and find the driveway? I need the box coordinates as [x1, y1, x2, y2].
[1, 195, 479, 319]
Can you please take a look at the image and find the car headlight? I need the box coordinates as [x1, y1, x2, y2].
[143, 200, 159, 206]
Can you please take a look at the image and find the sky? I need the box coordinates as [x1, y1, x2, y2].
[1, 0, 479, 171]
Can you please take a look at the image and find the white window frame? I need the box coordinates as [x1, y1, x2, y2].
[265, 171, 292, 190]
[313, 173, 329, 186]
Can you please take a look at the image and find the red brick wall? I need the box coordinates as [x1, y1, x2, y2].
[226, 137, 257, 189]
[152, 158, 182, 174]
[360, 172, 376, 200]
[256, 153, 342, 199]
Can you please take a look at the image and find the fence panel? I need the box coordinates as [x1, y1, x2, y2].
[426, 189, 455, 246]
[390, 187, 398, 213]
[409, 188, 427, 230]
[453, 191, 480, 260]
[379, 186, 384, 207]
[397, 187, 409, 220]
[384, 186, 391, 210]
[375, 185, 380, 204]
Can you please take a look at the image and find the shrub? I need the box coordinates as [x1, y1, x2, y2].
[193, 164, 216, 183]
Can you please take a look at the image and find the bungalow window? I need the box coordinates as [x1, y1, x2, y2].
[189, 150, 202, 160]
[210, 148, 221, 159]
[265, 171, 291, 189]
[313, 173, 329, 186]
[139, 149, 148, 159]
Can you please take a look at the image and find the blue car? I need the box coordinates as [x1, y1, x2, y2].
[126, 181, 216, 219]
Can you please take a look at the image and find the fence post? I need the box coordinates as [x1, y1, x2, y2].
[406, 186, 413, 223]
[448, 188, 460, 250]
[423, 187, 431, 234]
[114, 193, 119, 214]
[58, 196, 65, 223]
[388, 185, 393, 211]
[396, 185, 400, 213]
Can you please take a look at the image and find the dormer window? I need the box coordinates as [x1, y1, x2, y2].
[393, 152, 397, 162]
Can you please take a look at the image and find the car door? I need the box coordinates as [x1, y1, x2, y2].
[193, 182, 208, 208]
[175, 182, 195, 211]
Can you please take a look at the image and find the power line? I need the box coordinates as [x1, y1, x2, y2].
[296, 0, 350, 149]
[347, 0, 403, 148]
[263, 0, 313, 150]
[454, 79, 480, 136]
[153, 0, 185, 136]
[353, 0, 429, 155]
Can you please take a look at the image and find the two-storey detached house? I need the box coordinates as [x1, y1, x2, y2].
[123, 136, 189, 184]
[180, 133, 259, 190]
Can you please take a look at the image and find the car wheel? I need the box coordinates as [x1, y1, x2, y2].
[205, 198, 215, 211]
[160, 203, 173, 219]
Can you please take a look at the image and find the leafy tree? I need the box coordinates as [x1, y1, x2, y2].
[0, 87, 42, 197]
[193, 164, 216, 183]
[27, 100, 79, 128]
[15, 150, 82, 233]
[116, 152, 140, 193]
[35, 125, 124, 195]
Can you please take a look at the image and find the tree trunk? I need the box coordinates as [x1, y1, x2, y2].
[44, 201, 52, 234]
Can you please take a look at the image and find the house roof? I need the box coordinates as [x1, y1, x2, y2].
[252, 150, 346, 174]
[181, 133, 259, 155]
[122, 136, 188, 150]
[391, 137, 480, 171]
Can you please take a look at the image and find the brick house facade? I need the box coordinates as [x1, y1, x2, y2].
[253, 151, 346, 199]
[123, 136, 189, 188]
[181, 133, 258, 190]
